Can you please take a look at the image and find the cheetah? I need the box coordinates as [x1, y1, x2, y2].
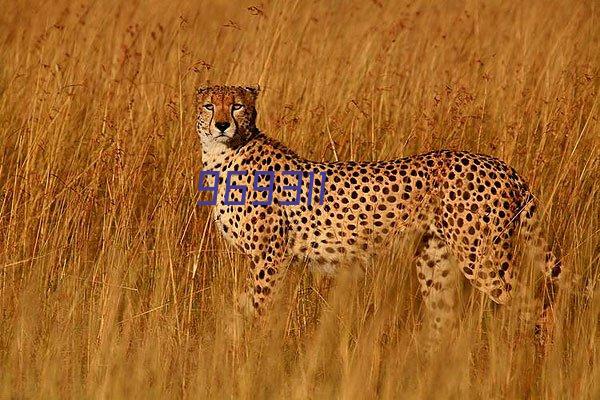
[196, 85, 562, 349]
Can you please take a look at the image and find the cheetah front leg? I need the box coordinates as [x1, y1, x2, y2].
[247, 256, 284, 317]
[238, 209, 289, 319]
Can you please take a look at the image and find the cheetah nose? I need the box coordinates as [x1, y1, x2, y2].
[215, 121, 230, 132]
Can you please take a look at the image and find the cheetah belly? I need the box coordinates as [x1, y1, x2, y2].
[285, 199, 430, 274]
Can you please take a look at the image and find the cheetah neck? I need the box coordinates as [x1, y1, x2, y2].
[201, 140, 233, 171]
[201, 131, 303, 172]
[201, 130, 264, 171]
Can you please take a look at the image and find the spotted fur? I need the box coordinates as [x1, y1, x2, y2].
[196, 85, 562, 348]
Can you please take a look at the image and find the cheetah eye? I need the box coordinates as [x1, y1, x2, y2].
[232, 103, 244, 111]
[203, 104, 214, 110]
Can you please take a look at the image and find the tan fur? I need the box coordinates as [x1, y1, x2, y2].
[196, 85, 561, 348]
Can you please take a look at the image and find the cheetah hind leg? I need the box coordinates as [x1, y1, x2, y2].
[460, 226, 561, 356]
[456, 225, 517, 306]
[415, 231, 460, 354]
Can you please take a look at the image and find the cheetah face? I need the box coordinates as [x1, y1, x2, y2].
[196, 85, 259, 149]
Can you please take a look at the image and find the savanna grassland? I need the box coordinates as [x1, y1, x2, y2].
[0, 0, 599, 398]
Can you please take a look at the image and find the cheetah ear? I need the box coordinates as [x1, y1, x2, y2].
[197, 87, 209, 97]
[244, 85, 260, 97]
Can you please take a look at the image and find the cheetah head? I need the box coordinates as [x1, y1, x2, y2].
[196, 85, 260, 149]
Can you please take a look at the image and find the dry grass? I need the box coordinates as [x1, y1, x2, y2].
[0, 0, 599, 398]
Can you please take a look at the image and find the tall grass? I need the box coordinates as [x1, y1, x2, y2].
[0, 0, 598, 398]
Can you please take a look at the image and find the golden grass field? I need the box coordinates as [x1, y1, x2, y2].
[0, 0, 599, 398]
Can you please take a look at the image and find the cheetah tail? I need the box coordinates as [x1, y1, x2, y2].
[517, 194, 563, 309]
